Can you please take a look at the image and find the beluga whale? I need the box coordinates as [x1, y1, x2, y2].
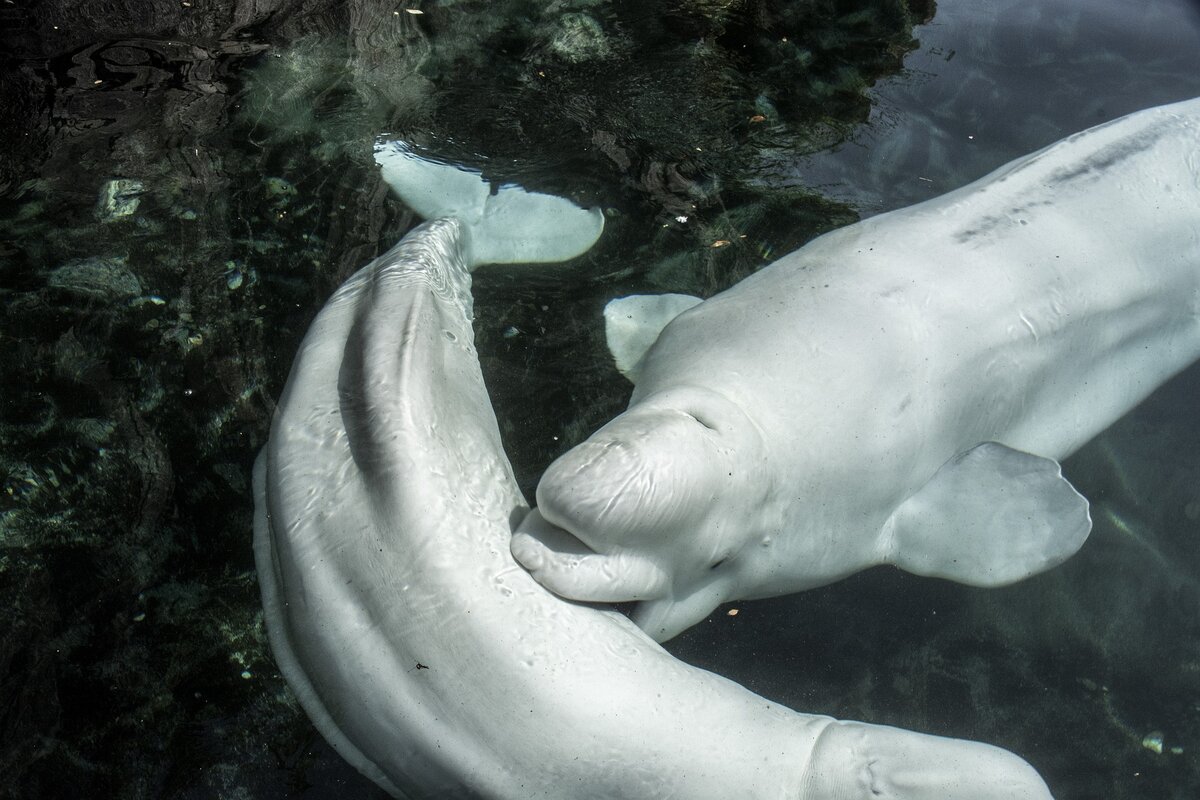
[253, 143, 1056, 798]
[512, 96, 1200, 642]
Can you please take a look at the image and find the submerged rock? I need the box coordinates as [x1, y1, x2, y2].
[545, 13, 618, 63]
[95, 178, 145, 221]
[46, 256, 142, 301]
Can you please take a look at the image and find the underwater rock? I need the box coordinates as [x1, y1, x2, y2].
[46, 256, 142, 301]
[544, 13, 617, 63]
[263, 177, 297, 205]
[95, 178, 145, 221]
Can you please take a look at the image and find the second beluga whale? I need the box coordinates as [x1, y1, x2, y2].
[513, 96, 1200, 642]
[253, 143, 1055, 798]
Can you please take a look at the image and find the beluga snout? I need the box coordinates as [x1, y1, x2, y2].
[514, 387, 774, 639]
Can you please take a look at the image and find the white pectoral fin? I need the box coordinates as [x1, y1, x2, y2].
[603, 293, 703, 382]
[511, 508, 669, 602]
[373, 140, 604, 269]
[884, 442, 1092, 587]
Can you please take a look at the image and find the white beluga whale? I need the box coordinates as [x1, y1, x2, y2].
[512, 96, 1200, 642]
[254, 145, 1055, 798]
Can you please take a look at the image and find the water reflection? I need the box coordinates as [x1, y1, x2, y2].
[789, 0, 1200, 213]
[1, 0, 1198, 797]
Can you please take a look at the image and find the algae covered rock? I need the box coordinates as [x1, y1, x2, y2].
[46, 256, 143, 301]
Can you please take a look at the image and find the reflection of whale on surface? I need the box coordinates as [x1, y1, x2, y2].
[253, 149, 1054, 798]
[515, 97, 1200, 642]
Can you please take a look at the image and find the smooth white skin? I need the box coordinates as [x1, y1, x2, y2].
[254, 218, 1054, 799]
[519, 97, 1200, 640]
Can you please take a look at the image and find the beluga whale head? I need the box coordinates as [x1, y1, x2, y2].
[514, 382, 777, 641]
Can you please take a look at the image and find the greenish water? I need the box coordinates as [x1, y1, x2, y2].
[1, 0, 1199, 797]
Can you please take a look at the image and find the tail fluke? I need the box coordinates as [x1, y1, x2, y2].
[373, 141, 605, 269]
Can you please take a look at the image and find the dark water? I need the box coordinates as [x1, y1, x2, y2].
[1, 0, 1198, 797]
